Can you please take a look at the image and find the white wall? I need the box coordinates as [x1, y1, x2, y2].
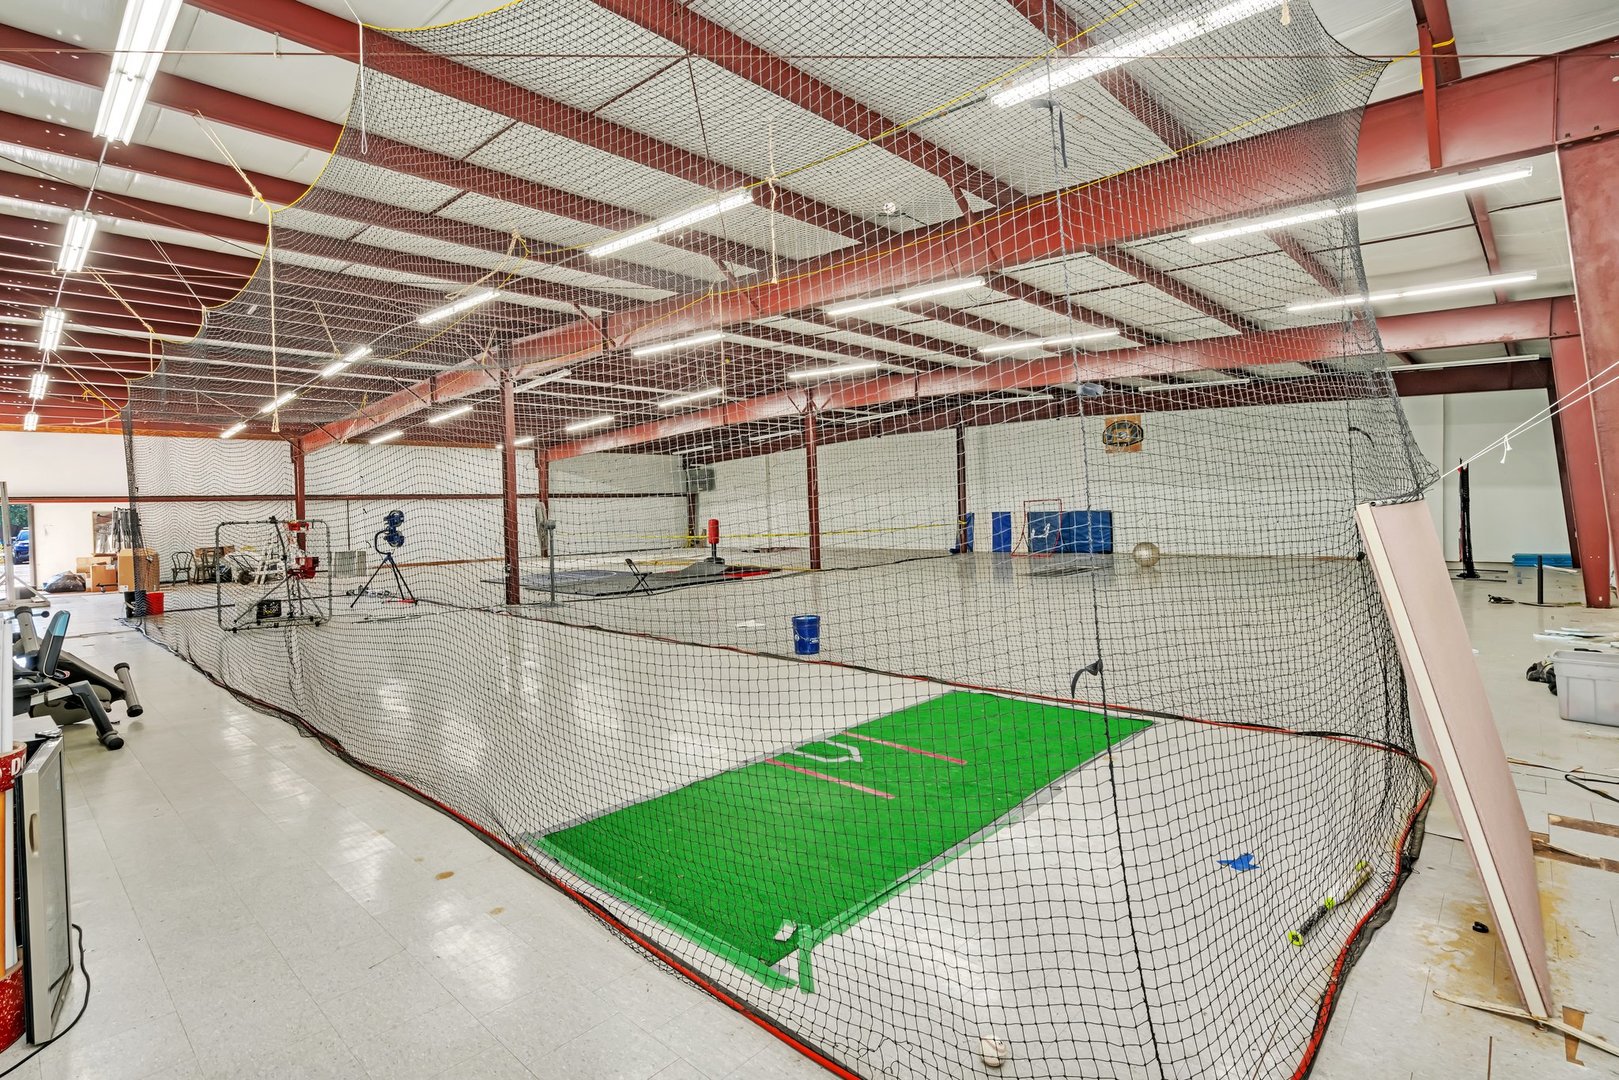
[710, 402, 1424, 559]
[1406, 390, 1567, 562]
[0, 431, 128, 579]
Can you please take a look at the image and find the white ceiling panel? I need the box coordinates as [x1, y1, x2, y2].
[0, 67, 101, 130]
[142, 107, 328, 190]
[1360, 228, 1490, 287]
[164, 10, 356, 126]
[1490, 201, 1573, 278]
[1, 0, 122, 48]
[272, 207, 362, 241]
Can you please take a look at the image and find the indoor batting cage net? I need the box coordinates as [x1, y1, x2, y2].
[122, 1, 1437, 1076]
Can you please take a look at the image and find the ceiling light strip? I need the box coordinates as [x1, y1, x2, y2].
[1287, 271, 1538, 313]
[824, 278, 986, 318]
[588, 191, 753, 258]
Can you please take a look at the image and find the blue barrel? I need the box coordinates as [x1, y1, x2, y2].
[792, 614, 821, 656]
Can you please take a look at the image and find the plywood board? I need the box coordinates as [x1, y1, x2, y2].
[1356, 500, 1553, 1016]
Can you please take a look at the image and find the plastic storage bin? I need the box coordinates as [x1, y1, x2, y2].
[1554, 649, 1619, 727]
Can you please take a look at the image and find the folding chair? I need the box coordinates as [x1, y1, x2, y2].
[623, 558, 655, 595]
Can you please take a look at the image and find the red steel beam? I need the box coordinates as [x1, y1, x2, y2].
[0, 173, 581, 324]
[1464, 190, 1510, 305]
[1549, 335, 1610, 606]
[0, 111, 709, 301]
[543, 302, 1572, 460]
[1266, 232, 1343, 294]
[180, 0, 886, 247]
[0, 25, 775, 275]
[303, 40, 1619, 450]
[1560, 134, 1619, 607]
[1412, 0, 1464, 86]
[1418, 23, 1444, 169]
[593, 0, 1016, 208]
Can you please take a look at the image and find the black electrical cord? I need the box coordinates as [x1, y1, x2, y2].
[0, 924, 90, 1078]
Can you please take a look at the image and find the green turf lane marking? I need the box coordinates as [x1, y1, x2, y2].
[529, 691, 1149, 990]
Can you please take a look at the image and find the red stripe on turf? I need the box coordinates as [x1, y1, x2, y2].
[764, 758, 895, 798]
[844, 731, 966, 765]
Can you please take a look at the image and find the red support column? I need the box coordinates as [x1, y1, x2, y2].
[1549, 335, 1610, 607]
[805, 403, 822, 571]
[1560, 135, 1619, 607]
[955, 422, 969, 553]
[500, 372, 521, 605]
[290, 441, 306, 521]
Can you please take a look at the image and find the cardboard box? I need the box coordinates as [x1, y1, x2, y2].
[75, 557, 94, 574]
[90, 564, 118, 589]
[116, 548, 160, 591]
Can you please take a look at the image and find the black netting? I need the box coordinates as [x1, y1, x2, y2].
[123, 3, 1435, 1076]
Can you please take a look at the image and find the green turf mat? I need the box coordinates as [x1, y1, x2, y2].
[529, 692, 1148, 988]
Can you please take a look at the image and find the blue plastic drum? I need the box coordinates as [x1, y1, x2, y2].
[792, 614, 821, 656]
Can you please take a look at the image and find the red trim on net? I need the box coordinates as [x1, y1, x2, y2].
[144, 623, 1431, 1080]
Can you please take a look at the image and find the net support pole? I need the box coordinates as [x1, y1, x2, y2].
[1548, 336, 1611, 607]
[805, 401, 822, 571]
[499, 370, 521, 606]
[290, 441, 307, 551]
[955, 421, 969, 553]
[1558, 134, 1619, 608]
[535, 447, 550, 558]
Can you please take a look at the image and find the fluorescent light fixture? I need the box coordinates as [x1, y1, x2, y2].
[1287, 271, 1538, 313]
[370, 430, 404, 445]
[564, 414, 615, 433]
[973, 393, 1056, 404]
[320, 345, 372, 379]
[38, 307, 66, 353]
[515, 368, 573, 394]
[588, 190, 754, 258]
[1189, 166, 1535, 244]
[827, 408, 913, 424]
[513, 435, 536, 447]
[417, 289, 495, 326]
[1356, 166, 1536, 213]
[259, 391, 296, 414]
[658, 387, 724, 409]
[427, 404, 473, 425]
[1134, 377, 1252, 392]
[631, 331, 725, 358]
[56, 212, 99, 273]
[992, 0, 1280, 108]
[94, 0, 185, 143]
[786, 362, 883, 381]
[674, 444, 713, 455]
[824, 277, 985, 317]
[749, 431, 797, 443]
[28, 370, 48, 400]
[220, 421, 246, 439]
[22, 412, 39, 432]
[1400, 352, 1541, 372]
[979, 330, 1121, 356]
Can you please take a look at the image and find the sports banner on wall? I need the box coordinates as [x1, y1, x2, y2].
[1102, 415, 1145, 454]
